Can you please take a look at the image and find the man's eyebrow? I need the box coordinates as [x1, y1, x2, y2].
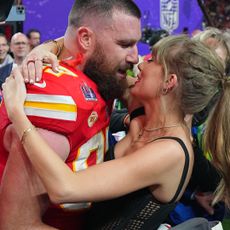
[117, 39, 138, 45]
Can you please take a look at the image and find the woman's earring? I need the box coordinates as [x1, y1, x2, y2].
[162, 87, 168, 95]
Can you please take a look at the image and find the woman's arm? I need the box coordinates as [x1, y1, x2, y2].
[2, 69, 186, 204]
[9, 113, 183, 204]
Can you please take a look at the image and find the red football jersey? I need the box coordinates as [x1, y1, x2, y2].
[0, 61, 111, 184]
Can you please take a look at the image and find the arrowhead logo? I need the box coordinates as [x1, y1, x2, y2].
[88, 111, 98, 127]
[34, 80, 47, 88]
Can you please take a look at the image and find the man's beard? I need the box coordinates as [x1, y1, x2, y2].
[83, 44, 125, 101]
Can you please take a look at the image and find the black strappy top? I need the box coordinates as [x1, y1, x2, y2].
[86, 137, 190, 230]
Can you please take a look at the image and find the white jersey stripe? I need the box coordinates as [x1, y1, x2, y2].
[25, 107, 77, 121]
[26, 94, 76, 105]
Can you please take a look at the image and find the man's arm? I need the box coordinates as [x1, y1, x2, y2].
[0, 125, 69, 230]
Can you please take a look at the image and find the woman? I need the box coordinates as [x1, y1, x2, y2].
[2, 35, 226, 229]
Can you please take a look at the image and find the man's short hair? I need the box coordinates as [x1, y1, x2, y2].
[26, 29, 41, 39]
[0, 33, 8, 43]
[68, 0, 141, 28]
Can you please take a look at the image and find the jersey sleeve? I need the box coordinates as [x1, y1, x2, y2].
[24, 63, 85, 135]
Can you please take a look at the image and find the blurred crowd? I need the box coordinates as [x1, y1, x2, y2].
[0, 29, 40, 87]
[205, 0, 230, 28]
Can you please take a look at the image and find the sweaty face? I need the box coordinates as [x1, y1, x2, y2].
[0, 37, 9, 63]
[84, 11, 141, 100]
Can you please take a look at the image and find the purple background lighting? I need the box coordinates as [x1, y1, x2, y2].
[23, 0, 203, 55]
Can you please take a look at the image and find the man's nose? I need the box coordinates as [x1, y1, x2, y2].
[126, 45, 139, 64]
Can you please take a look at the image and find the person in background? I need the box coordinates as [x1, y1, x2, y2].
[182, 27, 189, 35]
[0, 0, 141, 229]
[10, 32, 30, 67]
[26, 29, 41, 50]
[0, 33, 13, 68]
[169, 27, 230, 226]
[0, 33, 13, 87]
[194, 27, 230, 207]
[2, 34, 228, 230]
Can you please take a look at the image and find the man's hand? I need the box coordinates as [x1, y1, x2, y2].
[21, 46, 59, 84]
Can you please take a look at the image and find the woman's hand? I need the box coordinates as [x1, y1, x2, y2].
[2, 68, 27, 121]
[22, 47, 59, 84]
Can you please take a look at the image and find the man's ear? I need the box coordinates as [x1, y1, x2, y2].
[76, 26, 94, 51]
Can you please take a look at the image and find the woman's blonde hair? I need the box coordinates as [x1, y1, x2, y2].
[152, 35, 224, 114]
[153, 35, 230, 206]
[204, 78, 230, 206]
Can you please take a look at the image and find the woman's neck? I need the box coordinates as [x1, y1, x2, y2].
[142, 99, 184, 130]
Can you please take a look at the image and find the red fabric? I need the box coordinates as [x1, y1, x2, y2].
[0, 61, 112, 229]
[43, 206, 89, 230]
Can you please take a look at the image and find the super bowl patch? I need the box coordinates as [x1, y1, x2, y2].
[81, 82, 97, 101]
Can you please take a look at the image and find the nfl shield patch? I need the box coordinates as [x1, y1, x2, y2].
[160, 0, 179, 33]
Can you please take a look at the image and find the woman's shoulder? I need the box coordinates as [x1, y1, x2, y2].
[141, 135, 193, 173]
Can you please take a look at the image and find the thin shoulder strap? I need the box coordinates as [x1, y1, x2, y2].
[155, 136, 190, 203]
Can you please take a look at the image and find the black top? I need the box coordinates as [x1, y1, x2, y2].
[86, 137, 190, 230]
[188, 136, 220, 192]
[129, 106, 220, 192]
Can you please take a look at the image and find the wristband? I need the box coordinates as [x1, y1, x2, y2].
[21, 126, 36, 145]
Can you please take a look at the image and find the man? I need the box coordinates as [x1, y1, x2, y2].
[1, 32, 34, 88]
[0, 34, 13, 87]
[0, 33, 13, 68]
[1, 33, 29, 87]
[10, 32, 30, 67]
[26, 29, 41, 50]
[0, 0, 141, 229]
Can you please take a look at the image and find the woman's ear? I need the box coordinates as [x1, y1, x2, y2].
[162, 74, 178, 94]
[166, 74, 178, 90]
[76, 26, 94, 51]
